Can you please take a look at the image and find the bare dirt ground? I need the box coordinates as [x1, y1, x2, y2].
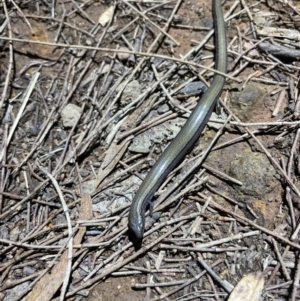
[0, 0, 300, 300]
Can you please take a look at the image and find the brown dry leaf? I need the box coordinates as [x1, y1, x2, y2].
[26, 194, 93, 301]
[98, 6, 114, 27]
[227, 272, 264, 301]
[12, 19, 61, 60]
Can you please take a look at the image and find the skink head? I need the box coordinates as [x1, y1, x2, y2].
[128, 212, 144, 239]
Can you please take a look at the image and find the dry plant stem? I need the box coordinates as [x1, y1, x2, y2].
[0, 235, 85, 250]
[96, 66, 129, 113]
[202, 163, 242, 185]
[61, 57, 74, 99]
[123, 265, 185, 274]
[10, 0, 33, 32]
[285, 129, 300, 230]
[150, 259, 223, 301]
[0, 0, 14, 110]
[0, 191, 78, 284]
[271, 238, 290, 281]
[54, 8, 66, 43]
[10, 18, 112, 169]
[0, 179, 48, 220]
[61, 58, 92, 108]
[80, 68, 169, 153]
[123, 0, 179, 45]
[0, 37, 236, 82]
[112, 17, 139, 39]
[0, 265, 13, 285]
[95, 64, 115, 109]
[251, 77, 290, 85]
[155, 178, 208, 213]
[25, 14, 95, 37]
[0, 223, 60, 265]
[272, 88, 286, 117]
[113, 0, 172, 40]
[63, 3, 116, 107]
[10, 227, 79, 301]
[241, 0, 253, 21]
[191, 196, 300, 250]
[0, 231, 71, 273]
[205, 184, 242, 207]
[118, 99, 196, 141]
[197, 256, 233, 293]
[291, 253, 300, 301]
[12, 106, 57, 175]
[70, 0, 95, 24]
[161, 245, 247, 252]
[66, 0, 94, 17]
[94, 149, 148, 192]
[1, 0, 298, 299]
[145, 261, 152, 299]
[220, 99, 300, 199]
[164, 23, 209, 30]
[0, 124, 8, 213]
[92, 70, 130, 137]
[83, 0, 234, 157]
[67, 221, 186, 297]
[0, 271, 42, 292]
[266, 280, 293, 291]
[75, 228, 128, 249]
[237, 60, 277, 80]
[287, 128, 300, 177]
[4, 88, 111, 224]
[231, 38, 269, 69]
[55, 103, 85, 171]
[236, 24, 243, 62]
[207, 272, 220, 301]
[161, 230, 259, 250]
[230, 120, 300, 126]
[133, 277, 201, 288]
[45, 166, 72, 301]
[230, 61, 249, 77]
[23, 171, 30, 231]
[286, 187, 296, 230]
[154, 114, 231, 210]
[152, 63, 191, 114]
[84, 212, 200, 281]
[0, 72, 40, 161]
[211, 124, 288, 152]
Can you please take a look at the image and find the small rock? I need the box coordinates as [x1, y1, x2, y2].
[120, 80, 141, 106]
[61, 103, 81, 128]
[3, 281, 31, 301]
[93, 200, 111, 214]
[98, 6, 114, 27]
[129, 117, 184, 153]
[0, 225, 9, 239]
[23, 266, 36, 276]
[230, 83, 270, 121]
[229, 149, 277, 197]
[157, 103, 170, 114]
[10, 226, 20, 241]
[177, 81, 207, 97]
[129, 132, 152, 153]
[82, 179, 96, 194]
[207, 112, 227, 130]
[117, 46, 131, 61]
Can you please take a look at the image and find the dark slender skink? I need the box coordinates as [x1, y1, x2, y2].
[128, 0, 227, 239]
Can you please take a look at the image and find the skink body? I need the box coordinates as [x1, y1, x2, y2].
[128, 0, 227, 239]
